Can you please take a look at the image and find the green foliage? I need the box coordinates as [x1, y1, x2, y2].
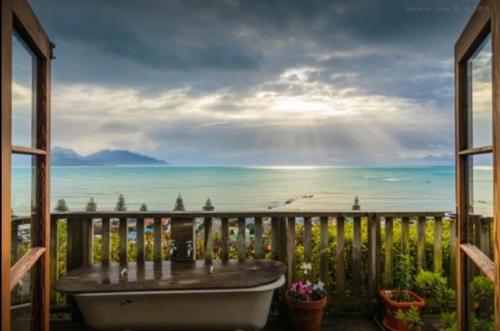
[470, 276, 494, 304]
[173, 193, 185, 211]
[393, 254, 414, 302]
[115, 194, 126, 211]
[415, 270, 455, 312]
[140, 203, 148, 211]
[55, 199, 69, 212]
[440, 311, 456, 331]
[394, 306, 422, 331]
[85, 197, 97, 212]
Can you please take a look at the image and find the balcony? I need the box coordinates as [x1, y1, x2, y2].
[11, 210, 494, 330]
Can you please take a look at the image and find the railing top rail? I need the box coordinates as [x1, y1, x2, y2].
[51, 210, 450, 219]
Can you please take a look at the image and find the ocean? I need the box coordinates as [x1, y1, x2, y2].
[9, 165, 493, 216]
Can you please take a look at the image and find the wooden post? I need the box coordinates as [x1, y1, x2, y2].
[67, 218, 83, 271]
[336, 216, 345, 300]
[153, 218, 162, 263]
[271, 217, 279, 261]
[304, 217, 312, 281]
[417, 216, 426, 271]
[384, 217, 394, 288]
[221, 217, 229, 262]
[352, 216, 362, 299]
[320, 216, 329, 287]
[287, 217, 296, 282]
[449, 217, 457, 287]
[237, 217, 246, 262]
[401, 216, 410, 254]
[49, 217, 58, 304]
[101, 218, 110, 264]
[119, 218, 127, 266]
[434, 216, 443, 274]
[367, 214, 377, 311]
[255, 217, 263, 259]
[204, 217, 213, 263]
[136, 218, 145, 264]
[82, 218, 93, 266]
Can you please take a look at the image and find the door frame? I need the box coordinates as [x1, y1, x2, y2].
[1, 0, 52, 330]
[455, 0, 500, 330]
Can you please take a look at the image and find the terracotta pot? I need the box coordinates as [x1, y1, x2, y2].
[285, 292, 327, 331]
[379, 290, 426, 331]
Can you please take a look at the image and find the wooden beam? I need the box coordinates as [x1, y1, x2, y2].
[204, 217, 213, 263]
[237, 218, 246, 262]
[492, 1, 500, 329]
[101, 218, 110, 264]
[433, 216, 443, 274]
[320, 216, 329, 287]
[458, 145, 493, 155]
[136, 218, 145, 264]
[286, 217, 296, 282]
[10, 247, 45, 290]
[119, 218, 127, 266]
[336, 216, 345, 300]
[384, 217, 394, 288]
[153, 218, 162, 263]
[460, 244, 494, 281]
[352, 216, 361, 298]
[221, 217, 229, 262]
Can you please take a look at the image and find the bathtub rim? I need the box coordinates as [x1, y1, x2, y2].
[74, 274, 285, 297]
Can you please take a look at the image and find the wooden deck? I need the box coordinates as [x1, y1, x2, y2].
[50, 314, 382, 331]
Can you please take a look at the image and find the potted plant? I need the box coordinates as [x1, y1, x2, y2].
[379, 255, 426, 331]
[285, 277, 327, 331]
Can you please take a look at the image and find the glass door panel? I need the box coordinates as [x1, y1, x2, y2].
[12, 30, 38, 148]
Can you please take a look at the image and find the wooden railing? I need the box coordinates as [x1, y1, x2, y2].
[46, 211, 494, 312]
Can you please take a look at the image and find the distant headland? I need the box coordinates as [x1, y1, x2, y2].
[51, 147, 169, 166]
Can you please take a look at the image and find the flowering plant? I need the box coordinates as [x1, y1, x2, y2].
[287, 280, 326, 302]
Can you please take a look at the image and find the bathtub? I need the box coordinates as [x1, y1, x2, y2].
[75, 275, 284, 330]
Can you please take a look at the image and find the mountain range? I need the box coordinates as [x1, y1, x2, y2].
[51, 147, 169, 166]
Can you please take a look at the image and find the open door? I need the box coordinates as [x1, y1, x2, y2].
[455, 0, 500, 330]
[1, 0, 53, 330]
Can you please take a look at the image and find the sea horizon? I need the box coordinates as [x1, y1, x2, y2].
[10, 165, 492, 217]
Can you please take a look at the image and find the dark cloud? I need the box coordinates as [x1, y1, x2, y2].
[28, 0, 475, 165]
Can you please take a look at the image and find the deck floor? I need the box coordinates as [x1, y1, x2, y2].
[51, 314, 381, 331]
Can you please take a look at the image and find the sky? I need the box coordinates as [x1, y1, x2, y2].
[27, 0, 482, 166]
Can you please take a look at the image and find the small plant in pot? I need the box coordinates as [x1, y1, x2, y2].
[379, 255, 426, 331]
[286, 264, 327, 331]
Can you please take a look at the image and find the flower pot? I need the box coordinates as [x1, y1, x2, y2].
[285, 292, 327, 331]
[379, 290, 426, 331]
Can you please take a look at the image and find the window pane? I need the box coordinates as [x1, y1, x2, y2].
[12, 30, 37, 148]
[468, 154, 493, 218]
[11, 269, 32, 331]
[467, 34, 492, 148]
[11, 154, 37, 265]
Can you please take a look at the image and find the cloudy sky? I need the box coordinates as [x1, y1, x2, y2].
[29, 0, 479, 166]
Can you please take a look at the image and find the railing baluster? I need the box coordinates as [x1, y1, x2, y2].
[204, 217, 213, 263]
[50, 217, 58, 304]
[67, 217, 83, 271]
[271, 217, 279, 260]
[434, 216, 443, 273]
[154, 218, 162, 263]
[402, 216, 410, 254]
[101, 218, 110, 264]
[352, 216, 361, 299]
[82, 218, 93, 266]
[119, 218, 128, 265]
[367, 213, 377, 311]
[304, 217, 312, 280]
[336, 215, 345, 300]
[237, 217, 246, 262]
[221, 217, 229, 262]
[286, 217, 296, 282]
[417, 216, 426, 270]
[384, 216, 394, 288]
[136, 218, 145, 264]
[255, 217, 263, 259]
[320, 216, 329, 287]
[449, 217, 457, 287]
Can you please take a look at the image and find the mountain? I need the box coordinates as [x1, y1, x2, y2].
[51, 147, 168, 166]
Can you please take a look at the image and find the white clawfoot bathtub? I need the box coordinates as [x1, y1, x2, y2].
[74, 275, 285, 331]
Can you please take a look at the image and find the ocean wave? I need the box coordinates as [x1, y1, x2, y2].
[362, 175, 418, 183]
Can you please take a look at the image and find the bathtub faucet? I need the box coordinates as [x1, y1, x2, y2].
[186, 241, 193, 259]
[170, 240, 178, 258]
